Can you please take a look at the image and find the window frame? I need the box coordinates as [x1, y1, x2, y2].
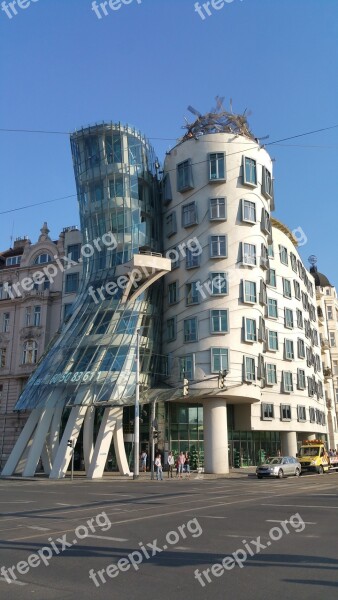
[208, 152, 226, 181]
[210, 309, 229, 334]
[241, 199, 256, 224]
[211, 347, 229, 373]
[243, 156, 257, 186]
[210, 235, 227, 258]
[209, 197, 227, 221]
[182, 201, 198, 228]
[266, 363, 277, 385]
[243, 280, 257, 304]
[241, 242, 257, 266]
[244, 317, 257, 342]
[177, 159, 194, 193]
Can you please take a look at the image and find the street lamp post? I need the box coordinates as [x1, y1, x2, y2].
[133, 329, 140, 480]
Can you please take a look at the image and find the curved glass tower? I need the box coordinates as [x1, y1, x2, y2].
[3, 123, 170, 479]
[16, 123, 164, 410]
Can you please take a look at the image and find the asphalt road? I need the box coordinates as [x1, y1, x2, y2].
[0, 472, 337, 600]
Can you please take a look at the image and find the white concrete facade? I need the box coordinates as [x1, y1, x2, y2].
[162, 133, 327, 472]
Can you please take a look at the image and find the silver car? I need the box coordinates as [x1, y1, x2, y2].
[256, 456, 301, 479]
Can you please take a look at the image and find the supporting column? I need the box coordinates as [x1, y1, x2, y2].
[113, 407, 131, 476]
[1, 409, 41, 476]
[23, 402, 57, 477]
[280, 431, 297, 457]
[83, 405, 95, 472]
[87, 406, 118, 479]
[203, 399, 229, 474]
[49, 401, 65, 462]
[49, 406, 88, 479]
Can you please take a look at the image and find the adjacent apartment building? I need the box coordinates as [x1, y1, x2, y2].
[0, 223, 82, 467]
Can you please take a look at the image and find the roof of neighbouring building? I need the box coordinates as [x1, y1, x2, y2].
[309, 266, 333, 288]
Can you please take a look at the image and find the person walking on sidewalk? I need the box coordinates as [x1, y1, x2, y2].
[140, 450, 147, 472]
[167, 451, 174, 478]
[155, 454, 163, 480]
[178, 451, 186, 478]
[184, 452, 191, 478]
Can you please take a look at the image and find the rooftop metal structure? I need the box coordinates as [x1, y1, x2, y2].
[181, 98, 256, 142]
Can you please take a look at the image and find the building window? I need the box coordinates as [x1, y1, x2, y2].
[209, 197, 227, 220]
[166, 247, 180, 270]
[182, 202, 198, 227]
[186, 248, 200, 269]
[105, 133, 122, 163]
[210, 309, 229, 334]
[297, 405, 306, 421]
[304, 319, 311, 339]
[243, 157, 257, 186]
[210, 272, 228, 295]
[34, 253, 52, 265]
[166, 318, 176, 342]
[179, 355, 194, 380]
[6, 255, 22, 266]
[309, 407, 316, 422]
[279, 246, 288, 266]
[163, 174, 172, 204]
[2, 312, 10, 333]
[297, 338, 305, 359]
[290, 253, 297, 272]
[302, 292, 309, 311]
[63, 303, 73, 321]
[22, 340, 38, 365]
[33, 306, 41, 327]
[268, 243, 274, 258]
[262, 403, 274, 420]
[260, 244, 269, 270]
[244, 318, 257, 342]
[168, 281, 178, 305]
[282, 372, 293, 394]
[109, 176, 124, 198]
[327, 306, 333, 320]
[280, 403, 292, 419]
[268, 330, 278, 351]
[177, 159, 194, 192]
[244, 356, 256, 381]
[211, 348, 229, 373]
[186, 282, 200, 305]
[297, 369, 306, 390]
[210, 235, 227, 258]
[294, 280, 301, 300]
[67, 244, 81, 262]
[65, 273, 79, 293]
[262, 166, 273, 199]
[330, 332, 336, 347]
[267, 268, 276, 287]
[266, 363, 277, 385]
[296, 309, 303, 329]
[241, 199, 256, 223]
[285, 339, 294, 360]
[267, 298, 278, 319]
[209, 153, 226, 181]
[184, 318, 198, 343]
[261, 209, 271, 235]
[0, 347, 6, 368]
[243, 281, 257, 303]
[166, 212, 177, 237]
[284, 308, 294, 329]
[241, 243, 256, 266]
[282, 278, 292, 299]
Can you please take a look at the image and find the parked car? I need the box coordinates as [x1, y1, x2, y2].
[256, 456, 301, 479]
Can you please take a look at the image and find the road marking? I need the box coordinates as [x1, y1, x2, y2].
[85, 534, 128, 542]
[27, 526, 51, 531]
[0, 577, 27, 586]
[56, 503, 72, 506]
[198, 515, 228, 519]
[262, 504, 338, 509]
[266, 519, 317, 525]
[0, 501, 34, 504]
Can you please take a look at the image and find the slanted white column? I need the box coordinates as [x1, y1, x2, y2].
[83, 405, 95, 472]
[41, 442, 52, 475]
[280, 431, 298, 457]
[49, 406, 88, 479]
[203, 399, 229, 474]
[49, 401, 65, 462]
[23, 401, 57, 477]
[113, 407, 130, 476]
[87, 406, 118, 479]
[1, 409, 41, 476]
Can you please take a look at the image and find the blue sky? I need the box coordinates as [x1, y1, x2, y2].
[1, 0, 337, 285]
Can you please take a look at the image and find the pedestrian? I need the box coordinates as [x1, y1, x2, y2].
[155, 454, 163, 480]
[140, 450, 147, 472]
[178, 451, 186, 478]
[167, 451, 174, 478]
[185, 452, 191, 478]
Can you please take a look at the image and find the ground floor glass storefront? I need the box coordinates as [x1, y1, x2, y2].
[166, 403, 281, 469]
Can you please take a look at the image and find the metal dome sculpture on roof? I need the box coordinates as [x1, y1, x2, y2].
[181, 96, 256, 142]
[308, 255, 333, 288]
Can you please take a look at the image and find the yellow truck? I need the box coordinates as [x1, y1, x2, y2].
[297, 440, 338, 474]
